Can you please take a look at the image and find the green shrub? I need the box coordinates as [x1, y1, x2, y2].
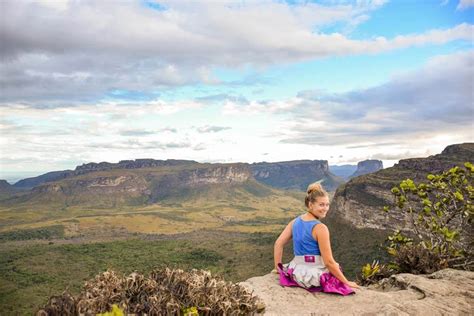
[359, 162, 473, 282]
[358, 260, 394, 286]
[385, 162, 473, 273]
[0, 225, 64, 241]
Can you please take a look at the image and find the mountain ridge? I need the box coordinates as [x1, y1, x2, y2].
[330, 142, 474, 231]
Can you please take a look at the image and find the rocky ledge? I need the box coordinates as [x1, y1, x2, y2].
[240, 269, 474, 315]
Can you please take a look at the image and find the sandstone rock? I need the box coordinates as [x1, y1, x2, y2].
[251, 160, 343, 191]
[349, 159, 383, 179]
[240, 269, 474, 315]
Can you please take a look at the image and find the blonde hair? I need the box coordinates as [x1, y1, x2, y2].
[305, 182, 328, 208]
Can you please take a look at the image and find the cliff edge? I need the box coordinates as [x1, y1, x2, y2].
[240, 269, 473, 315]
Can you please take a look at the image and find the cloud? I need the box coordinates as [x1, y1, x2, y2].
[86, 139, 192, 150]
[196, 94, 249, 104]
[1, 0, 472, 105]
[196, 125, 232, 133]
[457, 0, 474, 10]
[120, 127, 177, 136]
[222, 50, 473, 147]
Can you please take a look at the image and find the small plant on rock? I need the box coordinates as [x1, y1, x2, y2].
[358, 260, 395, 286]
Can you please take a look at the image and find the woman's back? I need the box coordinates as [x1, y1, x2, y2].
[292, 215, 321, 256]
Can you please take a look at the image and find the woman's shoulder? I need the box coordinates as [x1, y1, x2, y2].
[312, 222, 329, 240]
[313, 222, 329, 233]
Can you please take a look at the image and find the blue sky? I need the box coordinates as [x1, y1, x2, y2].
[0, 0, 473, 182]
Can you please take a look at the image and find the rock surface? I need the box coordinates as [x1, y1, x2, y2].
[240, 269, 474, 315]
[349, 159, 383, 179]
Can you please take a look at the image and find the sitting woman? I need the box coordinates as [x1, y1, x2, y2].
[274, 182, 359, 293]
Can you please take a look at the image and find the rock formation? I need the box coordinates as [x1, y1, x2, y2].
[13, 159, 197, 189]
[240, 268, 474, 315]
[12, 163, 256, 206]
[329, 164, 357, 181]
[330, 143, 474, 231]
[349, 159, 383, 179]
[251, 160, 343, 191]
[75, 159, 197, 173]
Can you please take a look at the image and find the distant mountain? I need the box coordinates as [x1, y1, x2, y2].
[4, 162, 277, 208]
[14, 170, 74, 189]
[13, 159, 197, 190]
[349, 159, 383, 179]
[330, 143, 474, 231]
[0, 179, 19, 200]
[251, 160, 344, 192]
[329, 164, 357, 180]
[11, 159, 345, 194]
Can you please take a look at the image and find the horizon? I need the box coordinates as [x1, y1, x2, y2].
[1, 0, 473, 178]
[0, 143, 459, 184]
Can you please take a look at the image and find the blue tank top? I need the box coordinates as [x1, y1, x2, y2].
[292, 215, 321, 255]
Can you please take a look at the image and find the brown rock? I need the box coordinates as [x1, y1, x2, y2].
[240, 269, 474, 315]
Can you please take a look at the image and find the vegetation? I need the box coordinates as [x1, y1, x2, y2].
[38, 268, 263, 315]
[360, 162, 473, 284]
[0, 225, 64, 241]
[0, 231, 288, 315]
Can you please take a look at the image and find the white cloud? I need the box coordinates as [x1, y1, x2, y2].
[1, 0, 472, 105]
[457, 0, 474, 10]
[222, 50, 474, 147]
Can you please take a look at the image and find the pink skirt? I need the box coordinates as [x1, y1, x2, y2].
[278, 256, 355, 296]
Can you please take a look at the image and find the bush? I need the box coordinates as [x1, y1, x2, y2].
[392, 243, 448, 274]
[37, 268, 264, 315]
[384, 162, 473, 273]
[359, 162, 473, 281]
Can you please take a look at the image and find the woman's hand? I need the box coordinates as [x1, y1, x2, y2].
[346, 281, 360, 289]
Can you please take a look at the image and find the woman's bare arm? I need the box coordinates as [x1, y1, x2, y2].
[274, 219, 294, 270]
[314, 223, 359, 288]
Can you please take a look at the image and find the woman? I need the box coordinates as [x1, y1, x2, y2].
[274, 182, 359, 290]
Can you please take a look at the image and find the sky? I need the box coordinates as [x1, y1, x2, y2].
[0, 0, 473, 182]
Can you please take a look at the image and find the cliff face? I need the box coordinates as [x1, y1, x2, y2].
[13, 159, 197, 189]
[251, 160, 343, 192]
[149, 164, 253, 201]
[240, 269, 474, 315]
[14, 159, 340, 192]
[349, 159, 383, 179]
[75, 159, 196, 173]
[22, 163, 253, 206]
[330, 143, 474, 230]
